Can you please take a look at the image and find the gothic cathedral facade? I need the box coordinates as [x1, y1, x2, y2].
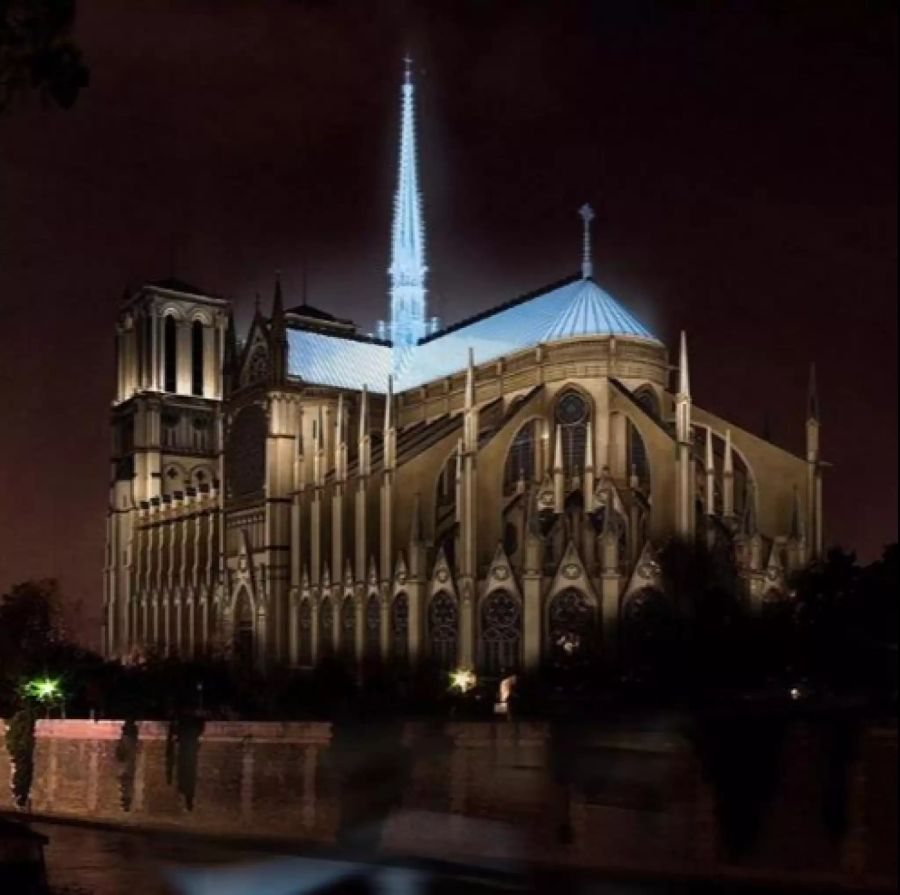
[103, 68, 825, 672]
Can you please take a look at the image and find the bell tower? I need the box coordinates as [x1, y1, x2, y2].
[104, 279, 229, 657]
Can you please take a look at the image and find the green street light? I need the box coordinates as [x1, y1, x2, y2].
[23, 677, 64, 718]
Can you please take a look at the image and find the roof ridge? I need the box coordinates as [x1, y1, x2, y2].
[418, 272, 582, 345]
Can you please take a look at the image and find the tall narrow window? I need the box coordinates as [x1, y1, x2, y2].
[428, 592, 458, 670]
[390, 593, 409, 663]
[628, 421, 651, 490]
[504, 420, 536, 495]
[164, 314, 177, 393]
[299, 599, 312, 665]
[319, 596, 334, 658]
[478, 590, 521, 675]
[340, 597, 356, 660]
[547, 588, 595, 663]
[365, 594, 381, 661]
[191, 320, 204, 396]
[556, 391, 589, 479]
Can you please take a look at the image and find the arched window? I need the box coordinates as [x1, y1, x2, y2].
[319, 596, 334, 658]
[365, 594, 381, 661]
[628, 420, 651, 490]
[428, 592, 458, 670]
[503, 420, 536, 495]
[547, 588, 595, 662]
[298, 599, 312, 665]
[434, 453, 457, 569]
[479, 590, 521, 675]
[340, 597, 356, 660]
[556, 391, 590, 479]
[390, 593, 409, 663]
[164, 314, 177, 392]
[191, 320, 204, 396]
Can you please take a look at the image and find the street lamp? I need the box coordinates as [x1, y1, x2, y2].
[23, 677, 64, 718]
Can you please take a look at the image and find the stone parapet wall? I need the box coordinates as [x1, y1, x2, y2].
[1, 717, 895, 891]
[16, 719, 336, 843]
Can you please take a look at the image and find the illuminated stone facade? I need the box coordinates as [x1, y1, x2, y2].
[103, 70, 824, 669]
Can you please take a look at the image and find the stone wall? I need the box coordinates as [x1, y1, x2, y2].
[1, 717, 895, 890]
[1, 719, 337, 843]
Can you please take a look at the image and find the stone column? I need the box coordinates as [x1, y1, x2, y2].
[522, 573, 542, 671]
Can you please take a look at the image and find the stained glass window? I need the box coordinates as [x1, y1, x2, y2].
[390, 593, 409, 663]
[319, 595, 334, 658]
[428, 592, 458, 670]
[555, 392, 590, 478]
[479, 590, 521, 675]
[340, 597, 356, 659]
[365, 594, 381, 660]
[547, 588, 594, 661]
[504, 420, 536, 495]
[299, 598, 312, 665]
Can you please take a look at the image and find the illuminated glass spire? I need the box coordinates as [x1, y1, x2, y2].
[389, 56, 428, 373]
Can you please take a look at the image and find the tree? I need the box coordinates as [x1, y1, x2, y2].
[0, 578, 64, 668]
[0, 0, 89, 115]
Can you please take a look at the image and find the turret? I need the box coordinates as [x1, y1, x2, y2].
[270, 273, 287, 386]
[223, 309, 239, 394]
[722, 427, 735, 522]
[383, 375, 396, 471]
[463, 348, 478, 454]
[675, 330, 694, 538]
[704, 425, 716, 516]
[805, 363, 823, 559]
[553, 422, 565, 514]
[583, 417, 596, 513]
[787, 485, 807, 570]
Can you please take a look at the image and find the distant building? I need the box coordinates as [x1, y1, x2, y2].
[103, 65, 824, 671]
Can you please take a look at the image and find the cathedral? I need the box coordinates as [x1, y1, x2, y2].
[103, 66, 824, 673]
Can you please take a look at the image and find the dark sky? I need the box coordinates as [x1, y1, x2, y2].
[1, 0, 896, 646]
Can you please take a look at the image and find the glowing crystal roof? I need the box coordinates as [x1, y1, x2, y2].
[286, 276, 656, 394]
[395, 276, 656, 389]
[286, 329, 392, 393]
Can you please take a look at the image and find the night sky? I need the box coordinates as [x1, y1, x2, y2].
[1, 1, 895, 646]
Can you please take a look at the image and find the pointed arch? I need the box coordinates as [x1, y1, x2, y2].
[478, 589, 521, 675]
[298, 598, 312, 665]
[340, 595, 356, 660]
[555, 388, 592, 479]
[364, 592, 381, 661]
[433, 448, 458, 569]
[627, 419, 651, 491]
[546, 587, 596, 663]
[503, 418, 538, 496]
[428, 591, 458, 670]
[319, 594, 334, 658]
[390, 592, 409, 663]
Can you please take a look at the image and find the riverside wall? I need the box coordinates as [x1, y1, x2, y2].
[1, 717, 896, 889]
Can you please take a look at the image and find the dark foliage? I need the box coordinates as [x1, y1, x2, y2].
[4, 705, 35, 805]
[0, 0, 89, 113]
